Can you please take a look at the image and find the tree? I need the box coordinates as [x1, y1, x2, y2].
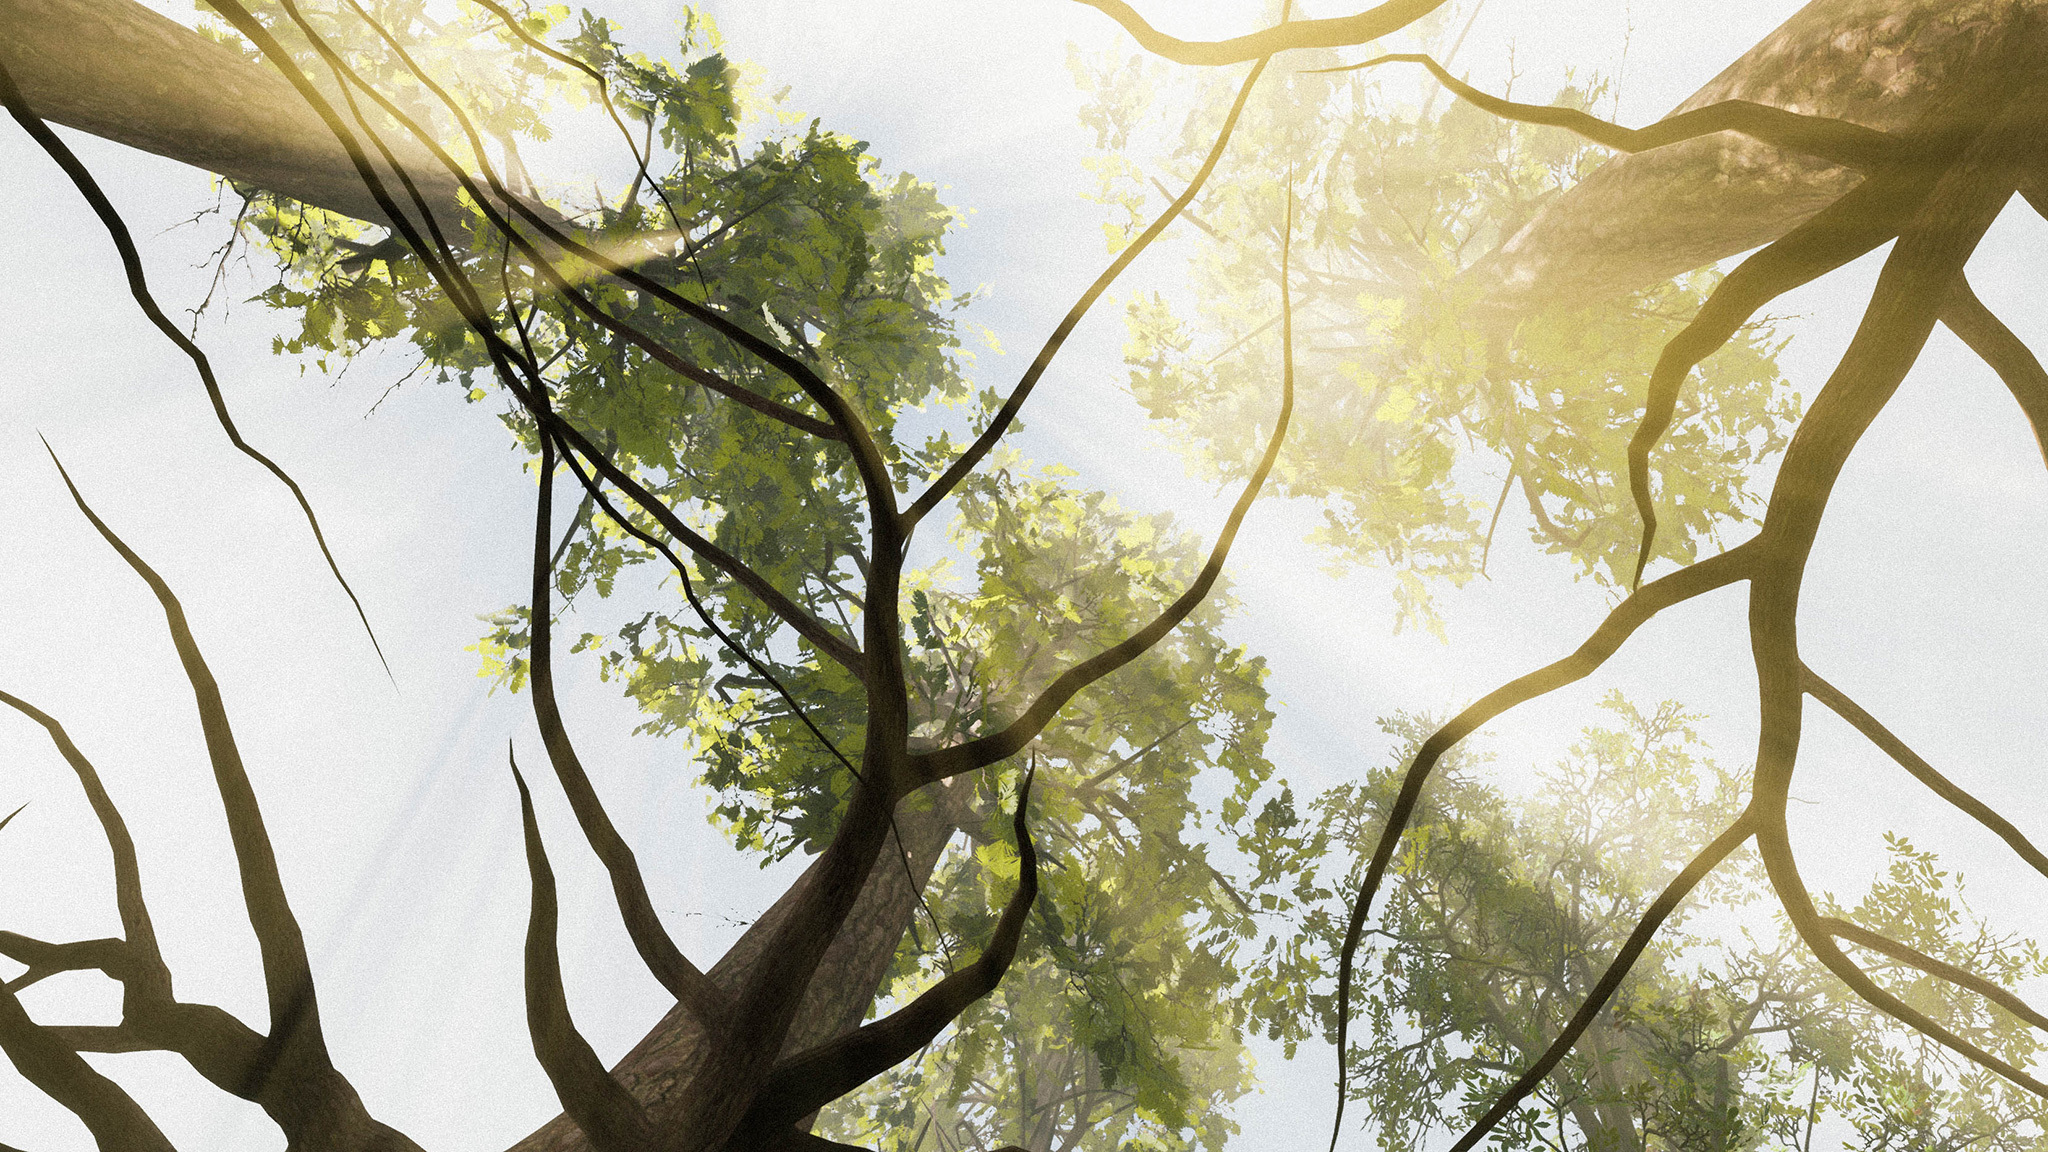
[0, 1, 1298, 1149]
[1068, 0, 2048, 1148]
[5, 0, 2048, 1149]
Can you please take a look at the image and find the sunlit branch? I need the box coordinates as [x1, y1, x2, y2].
[0, 692, 171, 1003]
[0, 989, 176, 1152]
[1766, 822, 2048, 1101]
[1075, 0, 1449, 66]
[1824, 916, 2048, 1034]
[909, 169, 1299, 787]
[1315, 54, 1911, 173]
[0, 53, 390, 678]
[1622, 171, 1932, 587]
[1802, 666, 2048, 884]
[318, 0, 895, 508]
[736, 768, 1038, 1140]
[1329, 539, 1757, 1146]
[510, 755, 659, 1152]
[902, 52, 1272, 530]
[1439, 811, 1759, 1152]
[197, 0, 867, 674]
[526, 439, 728, 1027]
[286, 0, 841, 444]
[1940, 274, 2048, 469]
[42, 445, 331, 1077]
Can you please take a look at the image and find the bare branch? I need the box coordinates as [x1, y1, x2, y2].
[527, 440, 728, 1027]
[510, 755, 658, 1152]
[909, 170, 1299, 785]
[0, 989, 177, 1152]
[1802, 666, 2048, 885]
[1316, 54, 1912, 172]
[1074, 0, 1449, 66]
[1439, 811, 1759, 1152]
[1622, 169, 1933, 587]
[0, 934, 134, 993]
[1940, 274, 2048, 469]
[903, 51, 1272, 529]
[42, 445, 331, 1080]
[1825, 917, 2048, 1034]
[0, 51, 389, 677]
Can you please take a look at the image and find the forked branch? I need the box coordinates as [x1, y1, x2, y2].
[1940, 275, 2048, 469]
[1824, 917, 2048, 1035]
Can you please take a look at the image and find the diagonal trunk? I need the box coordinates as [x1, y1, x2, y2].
[506, 798, 958, 1152]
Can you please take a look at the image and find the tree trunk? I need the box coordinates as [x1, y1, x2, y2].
[506, 797, 959, 1152]
[0, 0, 459, 227]
[1472, 0, 2048, 312]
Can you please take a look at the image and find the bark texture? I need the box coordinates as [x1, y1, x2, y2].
[507, 795, 960, 1152]
[1473, 0, 2048, 311]
[0, 0, 454, 225]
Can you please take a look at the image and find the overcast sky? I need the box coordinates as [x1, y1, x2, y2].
[3, 1, 2046, 1149]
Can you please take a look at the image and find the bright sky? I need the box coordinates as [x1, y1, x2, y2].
[3, 1, 2046, 1149]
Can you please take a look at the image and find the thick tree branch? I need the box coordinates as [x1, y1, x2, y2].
[1319, 54, 1911, 172]
[1074, 0, 1448, 66]
[512, 759, 660, 1152]
[1802, 666, 2048, 885]
[734, 769, 1038, 1143]
[1824, 917, 2048, 1034]
[527, 441, 729, 1028]
[1940, 274, 2048, 469]
[0, 989, 177, 1152]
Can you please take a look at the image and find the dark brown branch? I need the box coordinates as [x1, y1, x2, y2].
[909, 170, 1299, 786]
[735, 768, 1038, 1140]
[527, 440, 729, 1027]
[0, 989, 177, 1152]
[511, 757, 659, 1152]
[0, 691, 171, 1003]
[0, 51, 389, 677]
[42, 446, 331, 1080]
[1329, 539, 1757, 1143]
[1623, 168, 1934, 586]
[1317, 54, 1912, 173]
[1441, 811, 1759, 1152]
[1074, 0, 1449, 66]
[903, 52, 1272, 530]
[0, 934, 134, 993]
[1824, 917, 2048, 1034]
[1940, 274, 2048, 469]
[1802, 666, 2048, 885]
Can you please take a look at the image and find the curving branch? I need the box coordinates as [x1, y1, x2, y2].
[1326, 539, 1757, 1142]
[910, 171, 1300, 786]
[526, 439, 728, 1027]
[1621, 168, 1935, 586]
[0, 989, 177, 1152]
[42, 445, 333, 1087]
[734, 767, 1039, 1143]
[0, 934, 135, 994]
[510, 756, 659, 1152]
[903, 51, 1271, 529]
[0, 52, 389, 676]
[1074, 0, 1449, 67]
[1440, 811, 1759, 1152]
[1803, 666, 2048, 885]
[1940, 274, 2048, 469]
[0, 691, 171, 1003]
[1314, 54, 1912, 173]
[1824, 917, 2048, 1034]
